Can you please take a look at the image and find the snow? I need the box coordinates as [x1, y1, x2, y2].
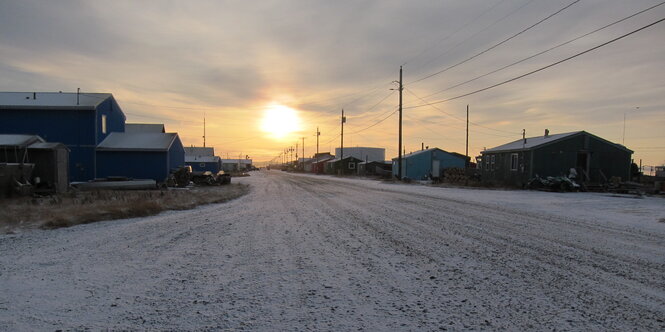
[1, 171, 663, 330]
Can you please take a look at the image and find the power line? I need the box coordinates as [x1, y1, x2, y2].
[405, 87, 518, 137]
[408, 0, 536, 73]
[403, 0, 509, 67]
[423, 0, 665, 99]
[405, 16, 665, 110]
[409, 0, 580, 84]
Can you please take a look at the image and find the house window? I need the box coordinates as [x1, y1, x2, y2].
[490, 155, 496, 171]
[101, 115, 107, 134]
[485, 156, 490, 170]
[349, 162, 356, 170]
[200, 163, 206, 168]
[510, 153, 518, 171]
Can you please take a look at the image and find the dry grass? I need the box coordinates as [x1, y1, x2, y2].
[0, 184, 249, 232]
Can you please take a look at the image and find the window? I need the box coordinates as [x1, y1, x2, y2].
[348, 162, 356, 170]
[490, 155, 496, 171]
[510, 153, 518, 171]
[101, 115, 107, 134]
[485, 156, 490, 170]
[200, 163, 206, 168]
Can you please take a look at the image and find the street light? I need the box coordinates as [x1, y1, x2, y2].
[622, 106, 639, 146]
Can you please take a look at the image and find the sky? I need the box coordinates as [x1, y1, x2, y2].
[1, 0, 664, 168]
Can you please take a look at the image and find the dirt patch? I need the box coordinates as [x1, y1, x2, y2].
[0, 184, 249, 232]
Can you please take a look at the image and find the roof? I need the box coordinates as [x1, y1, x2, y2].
[185, 155, 220, 163]
[312, 156, 335, 164]
[97, 132, 179, 151]
[392, 147, 464, 161]
[184, 147, 215, 157]
[359, 160, 391, 165]
[326, 156, 363, 163]
[0, 134, 45, 147]
[481, 131, 632, 154]
[28, 142, 68, 149]
[125, 123, 165, 133]
[0, 92, 112, 109]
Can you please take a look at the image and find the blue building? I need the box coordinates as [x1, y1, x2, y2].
[184, 146, 221, 173]
[392, 147, 468, 180]
[96, 132, 185, 182]
[0, 92, 125, 181]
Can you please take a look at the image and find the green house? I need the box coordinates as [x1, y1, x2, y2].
[480, 131, 632, 187]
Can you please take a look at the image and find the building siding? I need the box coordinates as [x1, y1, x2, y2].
[481, 132, 631, 186]
[97, 151, 169, 182]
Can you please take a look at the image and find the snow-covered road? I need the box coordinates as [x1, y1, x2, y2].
[1, 171, 664, 330]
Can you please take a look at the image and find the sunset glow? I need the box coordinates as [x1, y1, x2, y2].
[259, 104, 302, 140]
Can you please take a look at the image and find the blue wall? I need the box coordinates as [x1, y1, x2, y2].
[168, 136, 185, 173]
[186, 161, 220, 173]
[0, 96, 126, 181]
[392, 149, 466, 180]
[97, 151, 169, 182]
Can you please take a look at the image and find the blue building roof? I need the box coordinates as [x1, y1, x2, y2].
[97, 133, 180, 152]
[0, 92, 112, 109]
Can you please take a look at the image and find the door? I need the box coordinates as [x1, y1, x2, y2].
[576, 152, 589, 180]
[432, 159, 440, 178]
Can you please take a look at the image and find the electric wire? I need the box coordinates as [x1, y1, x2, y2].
[409, 0, 580, 85]
[423, 1, 665, 99]
[405, 16, 665, 110]
[405, 87, 519, 137]
[408, 0, 536, 73]
[403, 0, 509, 67]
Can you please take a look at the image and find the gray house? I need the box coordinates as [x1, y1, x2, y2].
[480, 131, 632, 187]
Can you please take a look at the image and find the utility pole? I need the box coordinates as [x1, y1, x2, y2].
[301, 137, 305, 170]
[316, 127, 320, 160]
[340, 109, 346, 160]
[398, 66, 403, 180]
[203, 113, 206, 147]
[466, 105, 469, 167]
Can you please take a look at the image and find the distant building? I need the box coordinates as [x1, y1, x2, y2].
[392, 148, 468, 180]
[185, 146, 220, 173]
[335, 147, 384, 163]
[96, 132, 185, 182]
[311, 155, 335, 174]
[221, 159, 253, 172]
[125, 123, 165, 133]
[0, 92, 125, 181]
[184, 146, 214, 157]
[480, 131, 632, 187]
[325, 156, 362, 175]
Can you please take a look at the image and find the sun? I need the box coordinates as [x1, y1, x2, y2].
[260, 104, 301, 139]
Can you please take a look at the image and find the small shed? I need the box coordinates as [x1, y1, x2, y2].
[480, 130, 632, 187]
[0, 134, 45, 163]
[392, 148, 468, 180]
[358, 161, 392, 176]
[28, 142, 69, 193]
[325, 156, 362, 175]
[96, 132, 185, 182]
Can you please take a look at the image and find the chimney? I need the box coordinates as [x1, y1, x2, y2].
[33, 92, 36, 100]
[421, 142, 424, 151]
[544, 129, 550, 138]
